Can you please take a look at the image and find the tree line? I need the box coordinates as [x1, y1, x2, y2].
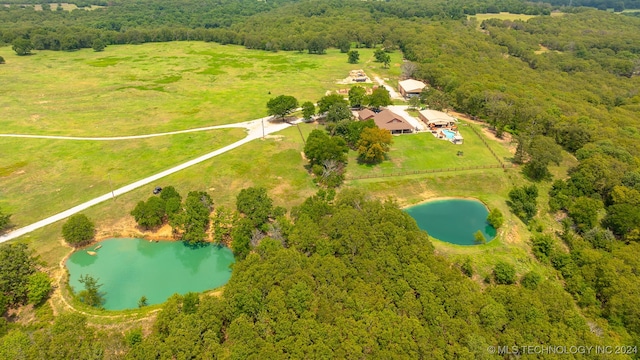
[3, 189, 635, 358]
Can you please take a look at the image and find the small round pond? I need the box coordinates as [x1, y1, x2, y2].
[66, 238, 235, 310]
[405, 199, 496, 245]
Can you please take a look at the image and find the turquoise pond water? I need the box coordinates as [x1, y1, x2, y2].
[405, 199, 496, 245]
[66, 238, 235, 310]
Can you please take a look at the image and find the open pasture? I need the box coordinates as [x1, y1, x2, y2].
[0, 42, 402, 136]
[0, 42, 401, 228]
[469, 12, 540, 23]
[0, 128, 245, 226]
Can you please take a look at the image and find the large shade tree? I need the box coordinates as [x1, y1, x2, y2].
[356, 127, 392, 164]
[304, 130, 348, 167]
[348, 86, 367, 108]
[267, 95, 298, 120]
[367, 87, 392, 109]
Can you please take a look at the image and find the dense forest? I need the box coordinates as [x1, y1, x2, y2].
[1, 0, 640, 357]
[1, 191, 634, 358]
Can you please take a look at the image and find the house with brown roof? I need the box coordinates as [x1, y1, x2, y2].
[359, 109, 414, 134]
[358, 109, 376, 121]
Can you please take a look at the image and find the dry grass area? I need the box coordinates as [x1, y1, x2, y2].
[1, 3, 104, 11]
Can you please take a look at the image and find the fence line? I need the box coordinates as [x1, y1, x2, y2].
[466, 124, 505, 167]
[345, 122, 515, 181]
[346, 163, 512, 181]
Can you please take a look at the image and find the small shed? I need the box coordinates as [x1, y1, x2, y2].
[398, 79, 427, 98]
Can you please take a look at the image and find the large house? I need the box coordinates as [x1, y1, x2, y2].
[359, 109, 414, 134]
[418, 109, 457, 128]
[398, 79, 427, 98]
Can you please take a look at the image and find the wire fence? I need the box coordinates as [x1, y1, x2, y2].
[345, 121, 514, 181]
[346, 163, 513, 180]
[466, 124, 505, 167]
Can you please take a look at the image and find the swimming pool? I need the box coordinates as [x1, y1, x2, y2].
[442, 129, 456, 140]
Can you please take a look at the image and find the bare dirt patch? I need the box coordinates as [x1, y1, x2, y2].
[534, 44, 550, 55]
[95, 217, 176, 242]
[265, 134, 284, 141]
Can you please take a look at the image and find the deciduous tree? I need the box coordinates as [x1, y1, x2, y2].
[523, 135, 563, 180]
[304, 130, 348, 167]
[301, 101, 315, 121]
[131, 196, 166, 229]
[180, 191, 213, 245]
[11, 38, 32, 56]
[236, 187, 273, 227]
[78, 274, 104, 308]
[317, 94, 348, 114]
[326, 102, 353, 123]
[356, 127, 392, 164]
[307, 37, 326, 54]
[348, 86, 367, 108]
[27, 272, 51, 305]
[367, 87, 391, 109]
[62, 214, 95, 247]
[266, 95, 298, 120]
[347, 50, 359, 64]
[0, 243, 36, 307]
[92, 38, 105, 52]
[507, 185, 538, 223]
[0, 208, 10, 232]
[567, 196, 603, 233]
[493, 261, 516, 285]
[487, 208, 504, 229]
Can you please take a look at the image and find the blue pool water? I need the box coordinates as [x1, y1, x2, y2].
[443, 129, 456, 140]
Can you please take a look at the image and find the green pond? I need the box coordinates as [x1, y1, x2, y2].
[405, 199, 496, 245]
[66, 238, 235, 310]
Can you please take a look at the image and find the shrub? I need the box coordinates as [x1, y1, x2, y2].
[474, 230, 486, 244]
[507, 185, 538, 223]
[521, 271, 542, 290]
[62, 214, 95, 247]
[531, 234, 555, 262]
[487, 208, 504, 229]
[461, 258, 473, 277]
[27, 272, 52, 305]
[493, 261, 516, 285]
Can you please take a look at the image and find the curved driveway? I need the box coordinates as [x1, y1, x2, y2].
[0, 117, 293, 243]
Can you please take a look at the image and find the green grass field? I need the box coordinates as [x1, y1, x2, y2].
[469, 12, 540, 23]
[0, 129, 246, 225]
[0, 42, 402, 136]
[0, 42, 401, 227]
[346, 121, 512, 178]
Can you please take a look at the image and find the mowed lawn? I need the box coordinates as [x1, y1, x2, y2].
[0, 128, 245, 226]
[346, 122, 508, 178]
[0, 42, 402, 136]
